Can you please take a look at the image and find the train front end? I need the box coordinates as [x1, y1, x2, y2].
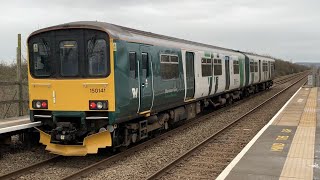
[27, 25, 115, 156]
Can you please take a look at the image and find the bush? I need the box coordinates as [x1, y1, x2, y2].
[274, 59, 309, 77]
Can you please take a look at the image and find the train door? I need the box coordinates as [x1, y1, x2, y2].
[185, 51, 195, 100]
[229, 56, 240, 90]
[245, 56, 250, 86]
[259, 60, 261, 82]
[138, 45, 154, 113]
[225, 56, 230, 90]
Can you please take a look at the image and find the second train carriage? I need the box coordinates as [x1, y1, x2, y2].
[28, 21, 275, 155]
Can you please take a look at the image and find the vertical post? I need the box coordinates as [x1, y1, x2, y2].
[17, 34, 23, 116]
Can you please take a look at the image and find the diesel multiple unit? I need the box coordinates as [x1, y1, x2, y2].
[28, 21, 275, 156]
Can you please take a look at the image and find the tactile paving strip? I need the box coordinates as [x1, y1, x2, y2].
[280, 88, 318, 180]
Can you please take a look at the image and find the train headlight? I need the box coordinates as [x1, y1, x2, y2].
[97, 102, 103, 109]
[33, 100, 48, 109]
[89, 100, 108, 110]
[36, 101, 41, 108]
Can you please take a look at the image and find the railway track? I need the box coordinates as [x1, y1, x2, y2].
[0, 72, 308, 180]
[146, 73, 307, 179]
[273, 72, 305, 85]
[0, 155, 60, 179]
[60, 73, 308, 180]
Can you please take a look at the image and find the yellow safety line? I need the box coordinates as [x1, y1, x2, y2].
[279, 88, 317, 180]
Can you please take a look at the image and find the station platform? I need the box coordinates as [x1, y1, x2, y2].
[0, 116, 41, 135]
[217, 87, 320, 180]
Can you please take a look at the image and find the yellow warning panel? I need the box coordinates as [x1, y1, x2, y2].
[271, 143, 285, 152]
[281, 129, 292, 133]
[276, 136, 289, 141]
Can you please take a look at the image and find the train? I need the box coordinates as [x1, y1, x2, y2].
[27, 21, 275, 156]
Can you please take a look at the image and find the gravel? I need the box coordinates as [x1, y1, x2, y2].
[82, 78, 306, 179]
[0, 145, 55, 176]
[19, 154, 108, 180]
[160, 79, 305, 179]
[0, 73, 305, 179]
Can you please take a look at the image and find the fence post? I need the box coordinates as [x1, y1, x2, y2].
[17, 34, 23, 116]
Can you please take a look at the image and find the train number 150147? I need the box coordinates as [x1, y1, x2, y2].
[90, 88, 106, 93]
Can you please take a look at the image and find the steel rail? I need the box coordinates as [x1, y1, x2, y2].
[145, 74, 307, 180]
[62, 73, 308, 180]
[0, 73, 307, 180]
[273, 71, 307, 85]
[0, 156, 60, 180]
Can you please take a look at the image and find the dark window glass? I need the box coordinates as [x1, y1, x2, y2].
[142, 53, 148, 69]
[60, 41, 78, 76]
[202, 64, 212, 76]
[233, 60, 239, 74]
[171, 56, 178, 63]
[32, 41, 51, 77]
[250, 60, 254, 72]
[142, 53, 149, 77]
[87, 39, 107, 76]
[202, 58, 212, 77]
[160, 54, 179, 80]
[214, 65, 222, 75]
[161, 63, 179, 79]
[214, 59, 222, 75]
[255, 62, 258, 72]
[161, 55, 169, 62]
[263, 62, 268, 72]
[129, 52, 136, 78]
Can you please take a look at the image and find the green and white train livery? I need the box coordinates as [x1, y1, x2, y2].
[28, 21, 274, 156]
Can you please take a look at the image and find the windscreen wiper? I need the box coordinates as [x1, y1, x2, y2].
[40, 38, 50, 56]
[87, 35, 97, 55]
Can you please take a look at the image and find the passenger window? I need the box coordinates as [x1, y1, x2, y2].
[171, 56, 178, 63]
[214, 59, 222, 75]
[142, 53, 149, 77]
[160, 54, 179, 80]
[202, 58, 212, 77]
[233, 60, 239, 74]
[161, 55, 170, 62]
[254, 62, 258, 72]
[250, 60, 254, 72]
[264, 62, 268, 72]
[129, 52, 136, 78]
[87, 39, 108, 76]
[60, 41, 78, 76]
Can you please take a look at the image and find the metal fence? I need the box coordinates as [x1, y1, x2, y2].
[0, 81, 28, 117]
[0, 34, 28, 118]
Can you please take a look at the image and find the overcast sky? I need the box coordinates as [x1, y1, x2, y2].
[0, 0, 319, 63]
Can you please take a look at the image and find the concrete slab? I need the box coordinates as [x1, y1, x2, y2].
[220, 87, 319, 180]
[0, 116, 41, 134]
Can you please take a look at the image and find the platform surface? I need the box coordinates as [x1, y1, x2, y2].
[0, 115, 40, 134]
[218, 87, 320, 180]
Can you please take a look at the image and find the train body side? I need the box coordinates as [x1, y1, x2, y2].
[112, 40, 275, 124]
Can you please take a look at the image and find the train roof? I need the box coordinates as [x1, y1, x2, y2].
[29, 21, 275, 61]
